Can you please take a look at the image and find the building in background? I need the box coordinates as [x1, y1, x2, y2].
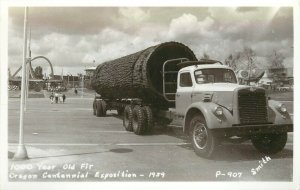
[84, 66, 96, 89]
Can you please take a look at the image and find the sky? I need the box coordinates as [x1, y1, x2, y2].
[8, 7, 293, 76]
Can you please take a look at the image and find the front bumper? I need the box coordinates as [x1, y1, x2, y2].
[213, 124, 293, 137]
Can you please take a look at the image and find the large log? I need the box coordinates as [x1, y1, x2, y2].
[92, 41, 197, 108]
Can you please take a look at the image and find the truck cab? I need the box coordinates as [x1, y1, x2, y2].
[162, 59, 293, 158]
[176, 64, 237, 116]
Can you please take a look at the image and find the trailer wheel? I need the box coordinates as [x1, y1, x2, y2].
[143, 106, 154, 133]
[101, 100, 107, 116]
[117, 107, 124, 116]
[251, 132, 287, 154]
[133, 105, 146, 135]
[93, 100, 96, 115]
[189, 115, 217, 158]
[123, 105, 133, 131]
[96, 101, 103, 117]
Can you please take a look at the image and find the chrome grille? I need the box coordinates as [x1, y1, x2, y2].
[238, 88, 268, 124]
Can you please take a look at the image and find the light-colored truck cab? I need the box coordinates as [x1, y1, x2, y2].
[162, 59, 293, 158]
[176, 64, 238, 115]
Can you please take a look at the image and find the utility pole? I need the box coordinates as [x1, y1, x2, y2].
[81, 73, 84, 98]
[13, 7, 29, 160]
[248, 57, 253, 86]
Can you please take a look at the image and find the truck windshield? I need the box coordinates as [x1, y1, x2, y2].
[194, 68, 237, 84]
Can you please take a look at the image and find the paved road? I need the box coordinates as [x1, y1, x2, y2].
[7, 98, 293, 181]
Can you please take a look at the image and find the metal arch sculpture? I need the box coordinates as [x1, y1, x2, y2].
[29, 56, 54, 79]
[11, 56, 54, 79]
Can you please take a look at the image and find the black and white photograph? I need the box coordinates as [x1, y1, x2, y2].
[0, 1, 299, 190]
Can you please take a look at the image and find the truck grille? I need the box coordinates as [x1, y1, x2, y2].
[238, 88, 268, 124]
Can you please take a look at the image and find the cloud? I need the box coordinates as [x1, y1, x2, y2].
[166, 14, 215, 40]
[236, 7, 259, 13]
[9, 7, 120, 37]
[117, 7, 150, 29]
[8, 7, 293, 76]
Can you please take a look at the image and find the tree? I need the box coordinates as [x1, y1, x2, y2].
[268, 50, 285, 69]
[225, 47, 260, 85]
[267, 50, 286, 84]
[225, 47, 258, 71]
[225, 54, 237, 70]
[201, 52, 210, 60]
[34, 66, 43, 79]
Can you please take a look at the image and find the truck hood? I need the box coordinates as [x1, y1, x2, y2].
[193, 83, 248, 111]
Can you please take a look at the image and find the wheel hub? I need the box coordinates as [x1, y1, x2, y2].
[193, 123, 208, 150]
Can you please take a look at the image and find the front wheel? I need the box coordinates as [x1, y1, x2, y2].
[251, 133, 287, 154]
[189, 115, 218, 158]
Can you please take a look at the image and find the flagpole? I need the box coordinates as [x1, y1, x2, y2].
[25, 27, 30, 111]
[13, 7, 29, 160]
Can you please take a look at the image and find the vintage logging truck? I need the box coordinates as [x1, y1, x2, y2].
[91, 41, 293, 158]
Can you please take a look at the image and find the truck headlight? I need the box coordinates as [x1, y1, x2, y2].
[215, 106, 223, 116]
[278, 104, 287, 113]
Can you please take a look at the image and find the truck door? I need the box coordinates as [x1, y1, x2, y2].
[176, 72, 193, 116]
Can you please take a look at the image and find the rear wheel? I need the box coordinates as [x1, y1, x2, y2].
[251, 132, 287, 154]
[189, 115, 218, 158]
[93, 100, 96, 115]
[132, 105, 146, 135]
[123, 105, 133, 131]
[117, 107, 124, 116]
[143, 106, 154, 133]
[96, 101, 103, 117]
[101, 100, 107, 116]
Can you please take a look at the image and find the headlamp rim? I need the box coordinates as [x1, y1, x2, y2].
[215, 106, 223, 116]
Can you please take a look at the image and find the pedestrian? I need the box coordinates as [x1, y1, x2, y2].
[49, 93, 54, 104]
[55, 92, 59, 104]
[62, 93, 66, 103]
[59, 93, 63, 103]
[74, 88, 78, 95]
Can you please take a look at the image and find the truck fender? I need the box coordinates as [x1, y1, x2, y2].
[268, 100, 292, 124]
[183, 102, 233, 135]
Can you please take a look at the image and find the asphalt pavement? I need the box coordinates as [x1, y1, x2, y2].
[7, 97, 293, 182]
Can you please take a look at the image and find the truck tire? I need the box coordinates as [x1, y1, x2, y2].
[96, 101, 103, 117]
[93, 100, 96, 115]
[123, 105, 133, 131]
[132, 105, 146, 135]
[117, 107, 124, 116]
[189, 115, 217, 158]
[143, 106, 154, 133]
[251, 132, 287, 154]
[101, 100, 107, 116]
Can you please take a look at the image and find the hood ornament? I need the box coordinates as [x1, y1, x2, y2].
[249, 87, 256, 92]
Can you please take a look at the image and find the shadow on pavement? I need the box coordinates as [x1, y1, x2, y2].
[104, 114, 293, 162]
[109, 148, 133, 153]
[13, 151, 110, 160]
[8, 148, 134, 160]
[161, 127, 293, 162]
[177, 143, 293, 162]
